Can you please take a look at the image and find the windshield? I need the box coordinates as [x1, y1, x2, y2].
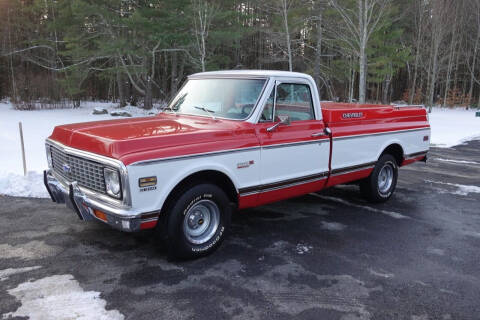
[167, 78, 267, 120]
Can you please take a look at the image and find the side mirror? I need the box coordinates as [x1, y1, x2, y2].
[267, 115, 291, 132]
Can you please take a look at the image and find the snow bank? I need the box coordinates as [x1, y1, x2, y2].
[428, 107, 480, 147]
[0, 101, 159, 198]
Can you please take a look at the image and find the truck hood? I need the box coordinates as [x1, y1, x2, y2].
[49, 113, 259, 165]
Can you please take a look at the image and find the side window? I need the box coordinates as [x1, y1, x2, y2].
[260, 83, 315, 122]
[275, 83, 314, 121]
[261, 89, 275, 121]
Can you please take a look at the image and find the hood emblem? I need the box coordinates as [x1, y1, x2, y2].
[62, 163, 71, 174]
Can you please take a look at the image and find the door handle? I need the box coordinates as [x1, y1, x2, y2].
[311, 127, 332, 138]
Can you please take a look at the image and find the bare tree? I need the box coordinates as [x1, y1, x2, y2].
[263, 0, 297, 71]
[409, 0, 426, 105]
[192, 0, 217, 72]
[328, 0, 391, 103]
[426, 0, 453, 112]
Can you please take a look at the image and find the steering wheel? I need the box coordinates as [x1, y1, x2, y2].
[241, 104, 254, 116]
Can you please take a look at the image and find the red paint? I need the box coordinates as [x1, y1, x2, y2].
[326, 168, 374, 187]
[401, 155, 426, 166]
[49, 113, 260, 166]
[321, 102, 429, 138]
[140, 220, 158, 230]
[239, 178, 327, 209]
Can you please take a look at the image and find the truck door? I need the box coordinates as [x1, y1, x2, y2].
[253, 80, 330, 204]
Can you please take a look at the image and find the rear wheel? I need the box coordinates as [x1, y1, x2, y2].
[360, 154, 398, 203]
[165, 183, 232, 259]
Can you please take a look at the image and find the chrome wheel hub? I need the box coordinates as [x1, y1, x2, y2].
[378, 163, 394, 193]
[183, 200, 220, 245]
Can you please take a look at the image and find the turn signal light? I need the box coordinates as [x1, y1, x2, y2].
[139, 176, 157, 187]
[93, 209, 107, 222]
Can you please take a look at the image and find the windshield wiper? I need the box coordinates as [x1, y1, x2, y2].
[163, 105, 177, 115]
[194, 106, 216, 120]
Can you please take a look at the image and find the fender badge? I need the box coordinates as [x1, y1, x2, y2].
[237, 160, 254, 169]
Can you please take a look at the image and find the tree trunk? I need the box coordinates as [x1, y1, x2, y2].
[162, 52, 168, 100]
[382, 79, 390, 104]
[427, 44, 439, 112]
[282, 0, 293, 71]
[410, 1, 424, 105]
[359, 46, 367, 103]
[358, 0, 367, 104]
[313, 9, 323, 98]
[144, 77, 153, 109]
[116, 62, 126, 108]
[171, 50, 178, 98]
[468, 29, 480, 106]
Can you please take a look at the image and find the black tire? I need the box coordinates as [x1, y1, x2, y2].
[360, 154, 398, 203]
[165, 183, 232, 259]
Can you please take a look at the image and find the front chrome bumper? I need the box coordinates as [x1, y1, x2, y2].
[43, 169, 157, 232]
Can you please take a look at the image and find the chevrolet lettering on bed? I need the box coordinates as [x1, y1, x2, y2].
[43, 70, 430, 259]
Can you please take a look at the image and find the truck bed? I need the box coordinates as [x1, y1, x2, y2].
[320, 102, 428, 126]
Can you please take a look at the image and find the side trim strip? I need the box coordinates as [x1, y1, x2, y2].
[331, 162, 377, 176]
[131, 146, 261, 166]
[332, 127, 430, 141]
[404, 150, 428, 160]
[239, 171, 329, 196]
[262, 139, 328, 150]
[131, 139, 328, 166]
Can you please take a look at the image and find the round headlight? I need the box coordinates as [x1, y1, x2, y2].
[104, 168, 121, 198]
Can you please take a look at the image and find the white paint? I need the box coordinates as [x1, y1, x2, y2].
[127, 147, 260, 214]
[0, 266, 41, 281]
[0, 241, 60, 260]
[425, 180, 480, 196]
[433, 158, 480, 165]
[259, 139, 330, 187]
[331, 128, 430, 172]
[311, 193, 409, 220]
[3, 274, 124, 320]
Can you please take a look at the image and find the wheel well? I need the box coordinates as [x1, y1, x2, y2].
[381, 144, 404, 166]
[162, 170, 238, 213]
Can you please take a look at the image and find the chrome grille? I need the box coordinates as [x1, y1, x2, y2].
[50, 146, 106, 194]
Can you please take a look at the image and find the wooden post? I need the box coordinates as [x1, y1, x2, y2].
[19, 122, 27, 176]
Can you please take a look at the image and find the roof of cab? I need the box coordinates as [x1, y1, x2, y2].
[189, 70, 313, 80]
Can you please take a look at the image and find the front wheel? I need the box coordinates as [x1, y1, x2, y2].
[360, 154, 398, 203]
[165, 184, 232, 259]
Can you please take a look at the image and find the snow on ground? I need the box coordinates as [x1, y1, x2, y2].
[0, 101, 160, 198]
[0, 266, 42, 282]
[3, 274, 124, 320]
[424, 180, 480, 196]
[0, 102, 478, 198]
[428, 107, 480, 147]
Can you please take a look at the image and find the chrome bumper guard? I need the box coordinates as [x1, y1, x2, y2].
[43, 169, 143, 232]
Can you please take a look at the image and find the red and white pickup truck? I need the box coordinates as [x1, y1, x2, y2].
[44, 70, 430, 258]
